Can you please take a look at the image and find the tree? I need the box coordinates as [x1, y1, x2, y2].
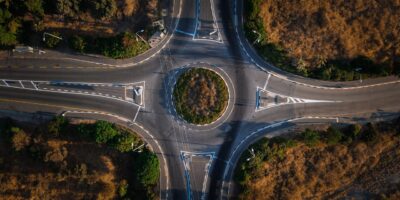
[11, 127, 30, 151]
[25, 0, 44, 17]
[302, 129, 320, 147]
[0, 8, 20, 46]
[134, 150, 160, 187]
[92, 0, 116, 19]
[93, 120, 118, 144]
[56, 0, 80, 18]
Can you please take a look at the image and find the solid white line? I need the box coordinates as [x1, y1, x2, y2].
[133, 106, 141, 122]
[263, 73, 271, 89]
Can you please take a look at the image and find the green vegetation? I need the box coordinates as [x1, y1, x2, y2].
[244, 0, 400, 80]
[134, 149, 160, 187]
[173, 68, 229, 124]
[70, 32, 150, 59]
[0, 116, 159, 199]
[301, 128, 320, 147]
[77, 120, 142, 152]
[0, 0, 152, 58]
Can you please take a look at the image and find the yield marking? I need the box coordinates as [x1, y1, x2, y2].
[256, 87, 341, 112]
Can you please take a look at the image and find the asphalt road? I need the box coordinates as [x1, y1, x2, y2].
[0, 0, 399, 199]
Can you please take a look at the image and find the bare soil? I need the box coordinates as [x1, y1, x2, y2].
[259, 0, 400, 68]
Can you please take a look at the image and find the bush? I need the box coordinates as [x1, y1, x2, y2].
[93, 120, 118, 144]
[302, 129, 320, 147]
[348, 124, 362, 139]
[11, 127, 30, 151]
[69, 35, 86, 52]
[325, 126, 343, 145]
[118, 179, 129, 198]
[112, 132, 140, 153]
[47, 116, 69, 137]
[134, 150, 160, 187]
[362, 123, 378, 143]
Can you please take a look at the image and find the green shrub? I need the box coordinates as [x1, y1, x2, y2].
[362, 123, 378, 143]
[325, 126, 343, 145]
[69, 35, 86, 52]
[47, 116, 69, 137]
[112, 132, 140, 153]
[118, 179, 129, 198]
[93, 120, 118, 144]
[302, 129, 320, 147]
[134, 150, 160, 188]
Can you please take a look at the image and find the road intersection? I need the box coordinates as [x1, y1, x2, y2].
[0, 0, 399, 199]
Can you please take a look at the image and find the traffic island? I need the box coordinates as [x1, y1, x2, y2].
[173, 68, 229, 125]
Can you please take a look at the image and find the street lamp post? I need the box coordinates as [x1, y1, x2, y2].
[135, 29, 147, 44]
[252, 30, 261, 44]
[355, 68, 362, 83]
[42, 32, 62, 42]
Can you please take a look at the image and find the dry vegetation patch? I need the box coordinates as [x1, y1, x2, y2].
[0, 117, 158, 200]
[246, 0, 400, 80]
[236, 119, 400, 200]
[173, 68, 228, 124]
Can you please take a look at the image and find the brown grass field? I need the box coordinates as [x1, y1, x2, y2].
[0, 119, 136, 200]
[259, 0, 400, 69]
[238, 121, 400, 200]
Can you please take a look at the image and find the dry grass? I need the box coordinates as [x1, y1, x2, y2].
[259, 0, 400, 68]
[240, 132, 400, 200]
[0, 129, 135, 200]
[41, 0, 158, 36]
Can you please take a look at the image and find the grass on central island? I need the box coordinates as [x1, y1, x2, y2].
[173, 68, 228, 124]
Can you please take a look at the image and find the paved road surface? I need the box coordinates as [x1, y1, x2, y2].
[0, 0, 399, 199]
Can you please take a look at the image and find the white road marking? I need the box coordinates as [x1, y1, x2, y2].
[2, 80, 9, 86]
[263, 73, 271, 90]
